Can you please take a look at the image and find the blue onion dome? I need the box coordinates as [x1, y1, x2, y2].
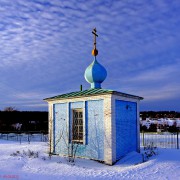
[85, 28, 107, 88]
[84, 57, 107, 89]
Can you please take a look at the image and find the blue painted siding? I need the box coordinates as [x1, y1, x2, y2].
[70, 101, 84, 109]
[53, 103, 68, 154]
[85, 100, 104, 160]
[53, 100, 104, 161]
[115, 100, 137, 160]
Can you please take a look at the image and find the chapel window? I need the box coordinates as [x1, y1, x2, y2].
[72, 109, 83, 144]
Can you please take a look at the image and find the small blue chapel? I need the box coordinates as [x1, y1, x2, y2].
[44, 29, 143, 165]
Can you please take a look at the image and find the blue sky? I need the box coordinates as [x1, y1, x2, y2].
[0, 0, 180, 111]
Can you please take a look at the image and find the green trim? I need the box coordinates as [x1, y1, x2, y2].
[44, 88, 143, 101]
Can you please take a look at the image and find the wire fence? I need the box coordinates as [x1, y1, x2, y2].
[0, 131, 48, 144]
[1, 131, 179, 149]
[140, 131, 179, 149]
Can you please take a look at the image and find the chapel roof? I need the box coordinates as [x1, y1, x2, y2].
[44, 88, 143, 101]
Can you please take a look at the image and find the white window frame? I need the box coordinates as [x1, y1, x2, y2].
[72, 108, 84, 144]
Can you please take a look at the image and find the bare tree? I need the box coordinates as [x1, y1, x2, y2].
[4, 106, 18, 112]
[57, 117, 83, 163]
[48, 114, 86, 163]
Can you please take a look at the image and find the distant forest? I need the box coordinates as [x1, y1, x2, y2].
[141, 111, 180, 120]
[0, 111, 48, 132]
[0, 110, 179, 132]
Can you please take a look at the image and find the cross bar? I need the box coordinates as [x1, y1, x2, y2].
[92, 31, 98, 37]
[92, 28, 98, 37]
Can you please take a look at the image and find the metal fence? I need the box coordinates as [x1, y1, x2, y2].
[1, 131, 179, 149]
[0, 131, 48, 143]
[140, 131, 179, 149]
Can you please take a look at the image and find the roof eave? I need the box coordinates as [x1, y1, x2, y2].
[43, 91, 114, 102]
[44, 91, 143, 102]
[112, 91, 143, 100]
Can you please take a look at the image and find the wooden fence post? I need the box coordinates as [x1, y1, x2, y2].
[177, 130, 179, 149]
[142, 130, 145, 146]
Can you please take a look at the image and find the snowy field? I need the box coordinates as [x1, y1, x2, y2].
[0, 139, 180, 180]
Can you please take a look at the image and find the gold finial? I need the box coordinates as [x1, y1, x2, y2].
[92, 28, 98, 56]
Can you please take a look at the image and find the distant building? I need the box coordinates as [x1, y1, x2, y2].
[140, 118, 180, 132]
[44, 29, 143, 165]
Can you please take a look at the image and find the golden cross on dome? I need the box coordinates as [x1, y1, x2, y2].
[92, 28, 98, 56]
[92, 28, 98, 49]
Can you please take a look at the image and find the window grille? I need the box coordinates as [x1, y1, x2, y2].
[72, 109, 83, 144]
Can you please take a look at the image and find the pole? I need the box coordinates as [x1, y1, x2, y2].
[80, 85, 82, 91]
[142, 130, 145, 146]
[177, 129, 179, 149]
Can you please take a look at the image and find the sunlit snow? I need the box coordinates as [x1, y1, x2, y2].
[0, 139, 180, 180]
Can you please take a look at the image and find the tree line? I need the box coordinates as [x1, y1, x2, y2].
[0, 110, 48, 132]
[141, 111, 180, 120]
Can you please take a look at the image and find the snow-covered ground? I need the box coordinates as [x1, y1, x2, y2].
[0, 139, 180, 180]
